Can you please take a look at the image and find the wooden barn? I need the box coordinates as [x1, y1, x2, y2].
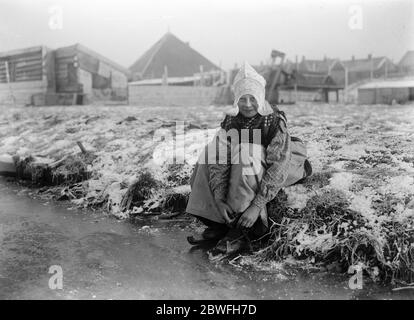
[128, 32, 225, 106]
[54, 44, 129, 104]
[0, 46, 56, 105]
[129, 32, 221, 82]
[0, 44, 129, 106]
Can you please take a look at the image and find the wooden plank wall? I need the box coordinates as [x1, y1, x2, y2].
[0, 80, 47, 105]
[76, 47, 128, 102]
[44, 48, 56, 92]
[55, 46, 80, 93]
[0, 47, 52, 105]
[0, 49, 43, 83]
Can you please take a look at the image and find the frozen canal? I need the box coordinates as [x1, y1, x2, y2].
[0, 177, 412, 300]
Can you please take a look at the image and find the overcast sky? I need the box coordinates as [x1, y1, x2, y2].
[0, 0, 413, 69]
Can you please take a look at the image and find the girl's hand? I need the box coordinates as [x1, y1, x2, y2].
[237, 204, 261, 229]
[215, 199, 234, 224]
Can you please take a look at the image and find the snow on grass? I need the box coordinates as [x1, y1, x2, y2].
[284, 184, 310, 210]
[328, 172, 355, 192]
[1, 102, 414, 282]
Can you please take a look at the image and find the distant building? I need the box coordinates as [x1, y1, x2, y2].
[0, 44, 129, 106]
[129, 32, 221, 83]
[55, 44, 129, 104]
[227, 59, 344, 104]
[280, 71, 343, 103]
[398, 50, 414, 75]
[358, 78, 414, 104]
[297, 57, 346, 86]
[342, 55, 398, 85]
[128, 32, 226, 106]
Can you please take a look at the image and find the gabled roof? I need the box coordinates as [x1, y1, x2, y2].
[399, 50, 414, 67]
[298, 58, 343, 73]
[129, 32, 220, 80]
[0, 46, 48, 59]
[56, 43, 129, 75]
[342, 56, 387, 72]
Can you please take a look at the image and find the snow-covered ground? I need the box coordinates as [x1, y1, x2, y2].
[1, 102, 414, 281]
[1, 103, 413, 217]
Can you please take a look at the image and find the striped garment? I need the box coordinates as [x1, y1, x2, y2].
[208, 107, 291, 209]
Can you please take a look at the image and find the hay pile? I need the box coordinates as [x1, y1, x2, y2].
[251, 187, 414, 284]
[14, 151, 97, 202]
[119, 165, 191, 216]
[15, 152, 95, 186]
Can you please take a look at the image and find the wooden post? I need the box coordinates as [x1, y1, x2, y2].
[4, 61, 16, 106]
[162, 65, 168, 86]
[199, 65, 204, 87]
[72, 94, 77, 105]
[77, 141, 87, 154]
[369, 54, 373, 80]
[344, 67, 349, 104]
[267, 52, 286, 103]
[385, 60, 388, 79]
[294, 83, 298, 103]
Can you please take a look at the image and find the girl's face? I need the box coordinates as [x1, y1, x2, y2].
[238, 94, 258, 118]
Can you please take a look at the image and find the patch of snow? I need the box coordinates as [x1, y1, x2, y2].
[378, 176, 414, 197]
[349, 187, 378, 223]
[284, 184, 310, 210]
[329, 172, 355, 192]
[337, 144, 367, 160]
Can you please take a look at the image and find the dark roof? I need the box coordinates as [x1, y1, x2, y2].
[129, 32, 220, 79]
[399, 50, 414, 67]
[342, 56, 387, 72]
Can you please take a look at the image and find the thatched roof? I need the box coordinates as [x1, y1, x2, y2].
[129, 32, 220, 80]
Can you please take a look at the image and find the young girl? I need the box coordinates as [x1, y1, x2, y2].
[186, 62, 311, 253]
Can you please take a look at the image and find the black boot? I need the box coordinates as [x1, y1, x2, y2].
[187, 216, 229, 245]
[213, 228, 247, 254]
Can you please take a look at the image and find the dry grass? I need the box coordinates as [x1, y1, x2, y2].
[253, 189, 414, 283]
[2, 102, 414, 283]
